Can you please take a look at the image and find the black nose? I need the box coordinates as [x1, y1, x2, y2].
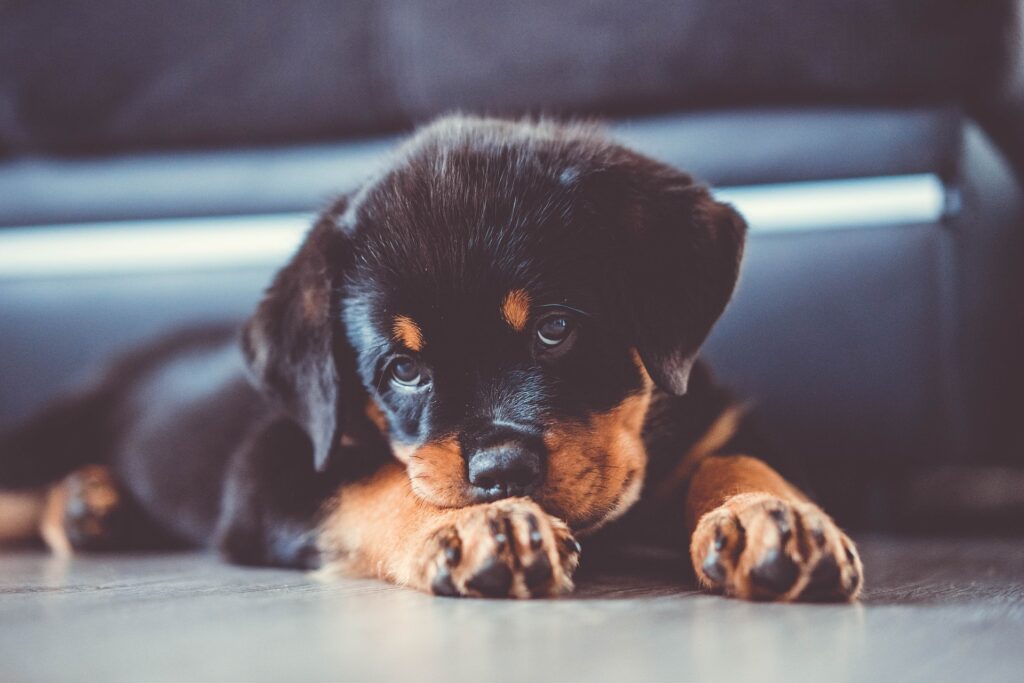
[467, 445, 542, 500]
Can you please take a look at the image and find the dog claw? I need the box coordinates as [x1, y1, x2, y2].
[702, 544, 728, 585]
[421, 499, 578, 598]
[431, 566, 460, 596]
[691, 493, 864, 602]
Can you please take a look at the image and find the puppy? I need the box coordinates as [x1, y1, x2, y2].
[0, 116, 862, 601]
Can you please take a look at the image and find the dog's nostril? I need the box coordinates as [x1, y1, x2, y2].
[467, 447, 541, 497]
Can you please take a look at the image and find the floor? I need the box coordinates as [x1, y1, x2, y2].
[1, 536, 1022, 683]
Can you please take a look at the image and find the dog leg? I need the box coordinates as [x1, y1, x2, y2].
[36, 465, 174, 553]
[214, 418, 338, 570]
[685, 455, 863, 601]
[0, 490, 46, 545]
[317, 462, 581, 598]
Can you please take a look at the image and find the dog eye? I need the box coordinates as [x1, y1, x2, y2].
[536, 314, 574, 347]
[389, 356, 424, 387]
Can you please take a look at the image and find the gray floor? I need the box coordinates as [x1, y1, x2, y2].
[1, 536, 1022, 683]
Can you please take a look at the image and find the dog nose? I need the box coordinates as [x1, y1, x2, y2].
[467, 445, 542, 500]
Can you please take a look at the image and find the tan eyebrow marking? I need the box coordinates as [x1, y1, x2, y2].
[501, 289, 531, 332]
[392, 315, 424, 351]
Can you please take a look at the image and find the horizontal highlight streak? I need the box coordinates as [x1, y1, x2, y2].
[716, 174, 946, 232]
[0, 175, 947, 278]
[0, 214, 315, 278]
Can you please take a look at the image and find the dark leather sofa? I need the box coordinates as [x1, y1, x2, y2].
[1, 1, 1022, 527]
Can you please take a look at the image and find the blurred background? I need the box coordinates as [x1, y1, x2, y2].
[1, 1, 1022, 534]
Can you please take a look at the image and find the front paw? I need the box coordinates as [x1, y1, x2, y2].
[691, 493, 863, 602]
[420, 498, 581, 598]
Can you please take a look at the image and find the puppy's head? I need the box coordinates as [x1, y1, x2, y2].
[244, 116, 746, 533]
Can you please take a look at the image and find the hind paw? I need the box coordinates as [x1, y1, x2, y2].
[42, 466, 127, 553]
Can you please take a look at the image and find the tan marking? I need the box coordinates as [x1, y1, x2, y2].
[7, 466, 124, 555]
[392, 315, 424, 351]
[365, 398, 445, 470]
[684, 455, 808, 536]
[630, 348, 649, 380]
[689, 489, 863, 602]
[404, 438, 466, 505]
[345, 348, 656, 544]
[73, 465, 120, 514]
[537, 369, 654, 535]
[0, 491, 45, 544]
[500, 289, 531, 331]
[655, 404, 746, 498]
[317, 463, 429, 585]
[390, 442, 418, 465]
[605, 465, 644, 524]
[315, 353, 657, 594]
[315, 462, 578, 597]
[366, 399, 389, 434]
[390, 357, 656, 533]
[679, 414, 864, 601]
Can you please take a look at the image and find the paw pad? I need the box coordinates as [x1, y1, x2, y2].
[422, 499, 579, 598]
[691, 494, 863, 602]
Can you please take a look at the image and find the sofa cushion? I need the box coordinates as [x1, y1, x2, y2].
[0, 1, 1010, 156]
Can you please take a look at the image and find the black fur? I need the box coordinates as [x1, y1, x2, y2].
[0, 115, 754, 566]
[339, 119, 744, 481]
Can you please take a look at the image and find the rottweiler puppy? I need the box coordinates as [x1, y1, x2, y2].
[0, 116, 862, 601]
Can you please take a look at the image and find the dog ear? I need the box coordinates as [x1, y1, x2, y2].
[241, 204, 358, 471]
[591, 151, 747, 395]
